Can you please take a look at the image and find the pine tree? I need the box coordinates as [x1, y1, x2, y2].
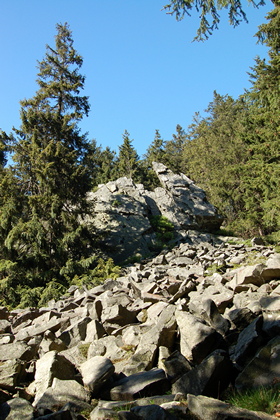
[116, 130, 140, 179]
[164, 124, 187, 173]
[0, 23, 96, 306]
[241, 1, 280, 235]
[144, 130, 166, 166]
[184, 92, 249, 231]
[94, 146, 117, 186]
[163, 0, 265, 41]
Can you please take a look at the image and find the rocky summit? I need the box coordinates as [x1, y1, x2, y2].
[1, 233, 280, 419]
[87, 162, 223, 263]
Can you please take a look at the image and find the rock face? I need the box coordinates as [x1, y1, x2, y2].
[2, 239, 280, 418]
[88, 162, 223, 262]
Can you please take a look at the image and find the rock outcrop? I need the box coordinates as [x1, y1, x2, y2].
[1, 238, 280, 418]
[87, 162, 223, 262]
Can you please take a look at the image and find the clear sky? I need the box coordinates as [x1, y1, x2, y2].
[0, 0, 272, 158]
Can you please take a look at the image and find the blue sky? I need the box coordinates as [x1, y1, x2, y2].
[0, 1, 272, 157]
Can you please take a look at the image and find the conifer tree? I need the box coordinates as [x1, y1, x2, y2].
[0, 23, 96, 306]
[164, 124, 187, 173]
[241, 1, 280, 234]
[184, 92, 248, 230]
[144, 130, 166, 166]
[163, 0, 265, 41]
[94, 146, 117, 186]
[116, 130, 140, 179]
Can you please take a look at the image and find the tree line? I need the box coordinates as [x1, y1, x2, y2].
[0, 1, 278, 307]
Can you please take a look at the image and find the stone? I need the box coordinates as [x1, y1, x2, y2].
[110, 368, 170, 401]
[32, 351, 77, 406]
[87, 163, 223, 262]
[0, 342, 36, 362]
[187, 394, 276, 420]
[80, 356, 115, 394]
[0, 359, 25, 390]
[39, 331, 67, 356]
[36, 410, 73, 419]
[15, 316, 64, 341]
[85, 319, 106, 342]
[131, 404, 173, 419]
[0, 397, 34, 420]
[235, 335, 280, 390]
[35, 378, 91, 412]
[202, 299, 230, 335]
[232, 316, 265, 367]
[162, 350, 192, 382]
[261, 254, 280, 281]
[0, 319, 11, 334]
[58, 317, 91, 348]
[232, 264, 266, 288]
[172, 349, 232, 398]
[175, 310, 225, 364]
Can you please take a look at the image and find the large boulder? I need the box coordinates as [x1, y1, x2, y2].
[87, 163, 223, 262]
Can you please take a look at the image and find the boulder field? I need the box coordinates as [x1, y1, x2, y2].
[1, 234, 280, 419]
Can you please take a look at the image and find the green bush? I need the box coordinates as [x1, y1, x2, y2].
[71, 257, 121, 287]
[149, 215, 174, 242]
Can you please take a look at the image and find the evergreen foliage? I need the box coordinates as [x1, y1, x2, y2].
[142, 130, 166, 189]
[0, 23, 97, 307]
[164, 124, 187, 174]
[115, 130, 141, 180]
[183, 92, 249, 231]
[239, 0, 280, 234]
[162, 0, 265, 40]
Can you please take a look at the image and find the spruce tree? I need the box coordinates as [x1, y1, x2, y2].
[184, 92, 248, 231]
[0, 23, 95, 307]
[241, 1, 280, 235]
[144, 130, 166, 166]
[164, 124, 186, 173]
[116, 130, 140, 179]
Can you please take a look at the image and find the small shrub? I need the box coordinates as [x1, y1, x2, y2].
[150, 215, 175, 242]
[112, 199, 121, 207]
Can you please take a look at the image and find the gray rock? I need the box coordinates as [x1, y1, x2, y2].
[232, 264, 266, 289]
[202, 299, 230, 335]
[85, 319, 106, 342]
[36, 410, 73, 419]
[235, 335, 280, 390]
[88, 163, 223, 262]
[131, 404, 174, 419]
[80, 356, 115, 394]
[162, 350, 192, 382]
[0, 397, 34, 420]
[261, 254, 280, 281]
[0, 319, 11, 334]
[175, 310, 225, 364]
[187, 394, 276, 420]
[15, 316, 64, 341]
[0, 359, 26, 390]
[58, 317, 91, 348]
[39, 331, 67, 356]
[35, 378, 91, 412]
[32, 351, 77, 406]
[232, 316, 265, 366]
[0, 342, 36, 362]
[110, 368, 170, 401]
[172, 349, 232, 397]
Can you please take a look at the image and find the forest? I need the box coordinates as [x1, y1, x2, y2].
[0, 1, 279, 308]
